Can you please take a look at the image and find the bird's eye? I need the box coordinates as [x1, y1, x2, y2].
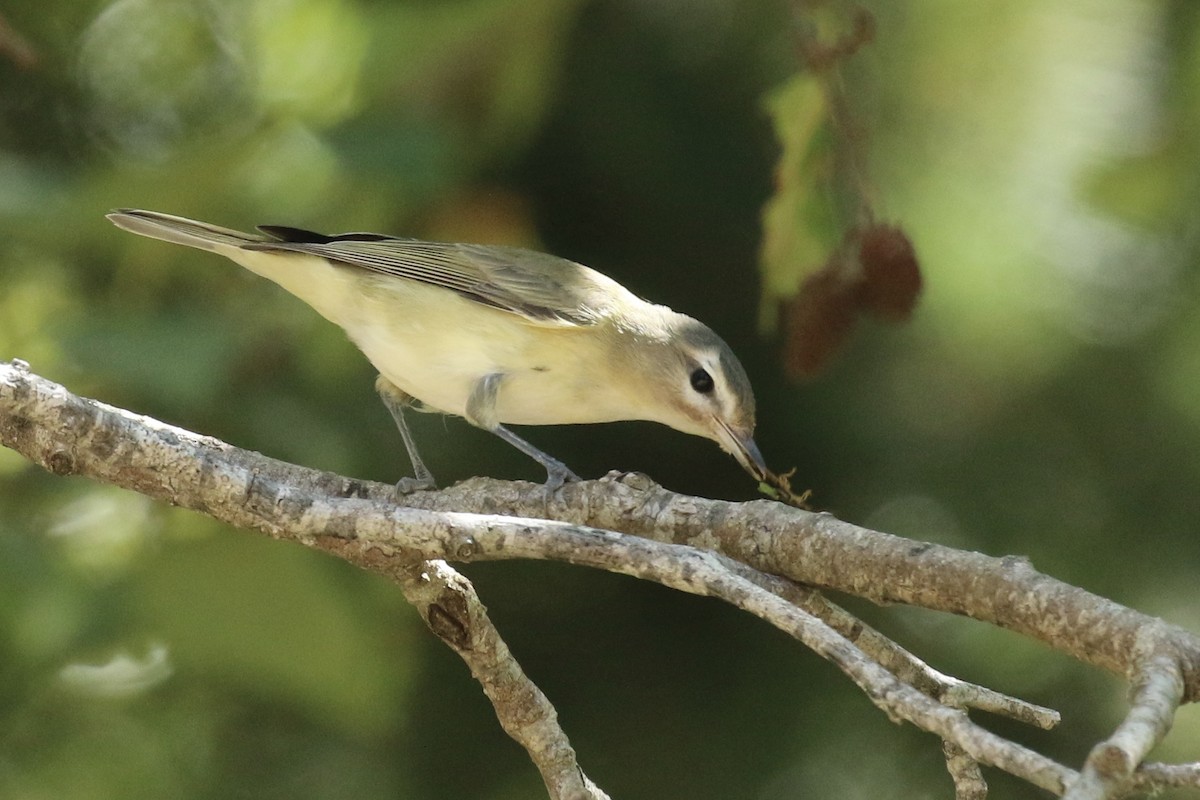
[690, 367, 714, 394]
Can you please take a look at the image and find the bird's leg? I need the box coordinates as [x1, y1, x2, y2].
[467, 373, 582, 489]
[375, 375, 436, 493]
[489, 425, 581, 490]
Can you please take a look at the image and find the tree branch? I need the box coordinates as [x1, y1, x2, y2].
[394, 558, 609, 800]
[1066, 648, 1185, 800]
[943, 739, 988, 800]
[4, 359, 1200, 797]
[397, 479, 1200, 701]
[707, 555, 1060, 730]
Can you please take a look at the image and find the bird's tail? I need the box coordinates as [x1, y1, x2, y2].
[106, 209, 260, 252]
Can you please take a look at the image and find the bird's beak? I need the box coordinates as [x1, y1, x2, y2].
[713, 419, 768, 482]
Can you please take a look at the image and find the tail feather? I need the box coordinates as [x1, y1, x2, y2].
[106, 209, 261, 252]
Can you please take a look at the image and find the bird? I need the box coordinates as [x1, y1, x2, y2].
[106, 209, 766, 490]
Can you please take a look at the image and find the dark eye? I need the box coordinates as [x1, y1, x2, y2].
[690, 367, 714, 394]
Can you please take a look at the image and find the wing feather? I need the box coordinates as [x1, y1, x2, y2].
[244, 233, 612, 325]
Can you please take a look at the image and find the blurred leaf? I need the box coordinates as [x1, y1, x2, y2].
[758, 73, 836, 334]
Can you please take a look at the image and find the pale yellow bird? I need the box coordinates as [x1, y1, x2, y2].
[107, 209, 766, 490]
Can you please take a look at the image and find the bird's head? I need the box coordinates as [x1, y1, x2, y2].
[635, 314, 766, 482]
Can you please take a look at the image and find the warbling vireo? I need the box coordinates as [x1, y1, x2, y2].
[107, 209, 766, 489]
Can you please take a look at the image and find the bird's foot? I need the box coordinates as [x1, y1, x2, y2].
[542, 460, 582, 491]
[393, 475, 436, 500]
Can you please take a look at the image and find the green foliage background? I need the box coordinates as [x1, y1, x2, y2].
[3, 1, 1200, 797]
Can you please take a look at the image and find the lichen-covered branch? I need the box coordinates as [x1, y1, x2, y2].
[943, 740, 987, 800]
[709, 553, 1060, 730]
[6, 359, 1196, 701]
[1132, 761, 1200, 790]
[392, 558, 610, 800]
[1066, 648, 1185, 800]
[398, 481, 1200, 703]
[4, 360, 1200, 798]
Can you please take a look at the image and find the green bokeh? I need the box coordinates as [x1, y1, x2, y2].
[3, 0, 1200, 797]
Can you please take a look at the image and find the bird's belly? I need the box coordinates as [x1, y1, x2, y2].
[339, 279, 613, 425]
[487, 370, 628, 426]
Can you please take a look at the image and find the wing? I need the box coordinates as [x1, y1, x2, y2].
[247, 226, 618, 326]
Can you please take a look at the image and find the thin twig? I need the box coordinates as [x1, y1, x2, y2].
[717, 560, 1059, 729]
[1132, 761, 1200, 790]
[329, 515, 1080, 794]
[401, 480, 1200, 702]
[943, 739, 988, 800]
[394, 559, 609, 800]
[1065, 645, 1185, 799]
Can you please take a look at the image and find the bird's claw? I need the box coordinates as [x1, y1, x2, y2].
[394, 475, 436, 500]
[542, 462, 582, 491]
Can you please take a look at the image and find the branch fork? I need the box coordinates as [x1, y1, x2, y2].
[2, 360, 1198, 799]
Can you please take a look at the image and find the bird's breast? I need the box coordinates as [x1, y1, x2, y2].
[332, 274, 633, 425]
